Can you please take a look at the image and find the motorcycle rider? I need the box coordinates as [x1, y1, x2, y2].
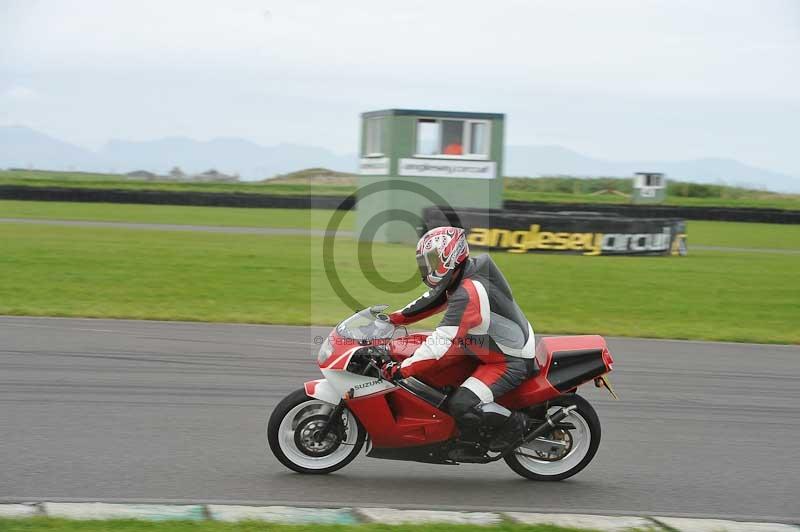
[380, 226, 537, 452]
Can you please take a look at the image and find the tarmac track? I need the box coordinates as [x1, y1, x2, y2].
[0, 317, 798, 522]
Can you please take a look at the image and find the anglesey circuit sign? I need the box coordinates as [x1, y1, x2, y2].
[467, 224, 683, 256]
[398, 158, 496, 179]
[423, 207, 687, 257]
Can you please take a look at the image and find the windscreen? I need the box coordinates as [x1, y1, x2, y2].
[335, 308, 395, 341]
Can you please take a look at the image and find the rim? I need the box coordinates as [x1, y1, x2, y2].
[513, 406, 592, 476]
[276, 399, 360, 470]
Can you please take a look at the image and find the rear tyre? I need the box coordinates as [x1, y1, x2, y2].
[504, 394, 601, 481]
[268, 388, 365, 474]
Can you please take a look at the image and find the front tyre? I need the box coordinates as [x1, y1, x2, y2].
[268, 388, 365, 474]
[504, 394, 601, 481]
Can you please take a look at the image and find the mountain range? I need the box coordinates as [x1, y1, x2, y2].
[2, 125, 798, 192]
[0, 126, 354, 180]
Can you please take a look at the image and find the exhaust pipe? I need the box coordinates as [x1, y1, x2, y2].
[492, 405, 577, 460]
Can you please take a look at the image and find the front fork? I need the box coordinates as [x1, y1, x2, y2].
[314, 399, 346, 443]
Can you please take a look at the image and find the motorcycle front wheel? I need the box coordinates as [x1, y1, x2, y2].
[504, 394, 601, 481]
[268, 388, 365, 474]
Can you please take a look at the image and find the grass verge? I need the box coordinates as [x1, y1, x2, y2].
[687, 220, 800, 250]
[1, 224, 797, 343]
[0, 200, 354, 231]
[0, 518, 588, 532]
[3, 201, 800, 251]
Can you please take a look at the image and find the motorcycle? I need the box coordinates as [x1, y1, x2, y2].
[268, 305, 617, 481]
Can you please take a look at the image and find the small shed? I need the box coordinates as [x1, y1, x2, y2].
[632, 172, 667, 204]
[357, 109, 505, 243]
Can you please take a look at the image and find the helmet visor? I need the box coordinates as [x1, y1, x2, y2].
[416, 248, 442, 285]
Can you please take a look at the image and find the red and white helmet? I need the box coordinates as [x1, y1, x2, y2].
[415, 226, 470, 288]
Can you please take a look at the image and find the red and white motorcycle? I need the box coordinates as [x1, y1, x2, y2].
[268, 305, 617, 481]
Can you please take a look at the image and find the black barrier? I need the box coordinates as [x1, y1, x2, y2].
[423, 207, 687, 256]
[1, 185, 798, 224]
[0, 185, 355, 210]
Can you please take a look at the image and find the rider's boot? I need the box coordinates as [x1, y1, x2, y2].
[488, 411, 529, 452]
[446, 411, 490, 461]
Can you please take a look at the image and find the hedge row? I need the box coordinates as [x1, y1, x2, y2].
[1, 185, 798, 224]
[503, 200, 800, 224]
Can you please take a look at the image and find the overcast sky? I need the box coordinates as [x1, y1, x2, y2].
[1, 0, 798, 175]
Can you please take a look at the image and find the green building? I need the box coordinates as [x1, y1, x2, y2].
[357, 109, 505, 243]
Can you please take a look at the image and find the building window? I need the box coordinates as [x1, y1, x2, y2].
[636, 173, 665, 188]
[416, 119, 439, 156]
[469, 122, 488, 155]
[414, 118, 490, 158]
[365, 117, 384, 156]
[441, 120, 464, 155]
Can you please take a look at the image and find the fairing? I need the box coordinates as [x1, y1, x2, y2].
[311, 305, 613, 451]
[346, 387, 457, 447]
[304, 378, 340, 405]
[498, 335, 612, 409]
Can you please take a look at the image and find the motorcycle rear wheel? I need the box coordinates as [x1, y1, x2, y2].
[268, 388, 365, 474]
[504, 394, 600, 481]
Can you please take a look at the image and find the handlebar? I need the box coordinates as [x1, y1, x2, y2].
[353, 345, 392, 379]
[367, 344, 392, 364]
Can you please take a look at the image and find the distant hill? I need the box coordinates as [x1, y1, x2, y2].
[0, 126, 356, 180]
[2, 125, 798, 192]
[266, 167, 357, 186]
[0, 126, 102, 170]
[101, 137, 356, 179]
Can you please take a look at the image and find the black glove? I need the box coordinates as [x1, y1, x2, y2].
[380, 360, 403, 382]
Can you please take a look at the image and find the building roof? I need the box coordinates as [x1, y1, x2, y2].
[362, 109, 504, 120]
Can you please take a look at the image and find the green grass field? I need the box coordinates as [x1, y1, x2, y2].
[687, 221, 800, 250]
[0, 519, 584, 532]
[1, 217, 797, 343]
[4, 169, 799, 210]
[3, 200, 800, 250]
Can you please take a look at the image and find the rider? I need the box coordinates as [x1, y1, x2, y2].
[380, 226, 537, 451]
